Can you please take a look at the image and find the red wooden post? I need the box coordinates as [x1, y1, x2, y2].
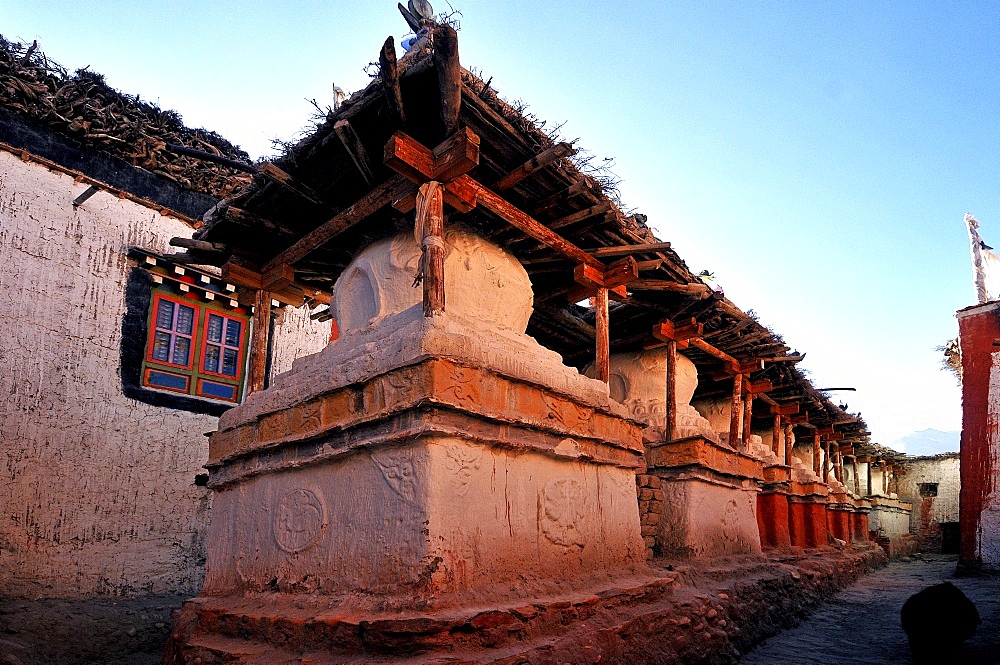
[665, 339, 677, 441]
[784, 423, 794, 467]
[595, 287, 610, 383]
[822, 439, 831, 483]
[728, 373, 743, 449]
[742, 387, 753, 450]
[416, 181, 445, 316]
[813, 434, 822, 476]
[248, 289, 271, 395]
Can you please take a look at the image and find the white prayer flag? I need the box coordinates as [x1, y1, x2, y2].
[965, 213, 1000, 304]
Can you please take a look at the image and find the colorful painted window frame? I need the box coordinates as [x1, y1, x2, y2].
[141, 290, 250, 403]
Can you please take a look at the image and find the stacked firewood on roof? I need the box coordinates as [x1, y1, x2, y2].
[0, 35, 252, 199]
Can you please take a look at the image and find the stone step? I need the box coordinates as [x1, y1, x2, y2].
[170, 575, 679, 661]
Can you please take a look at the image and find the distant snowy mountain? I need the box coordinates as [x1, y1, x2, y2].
[890, 429, 960, 456]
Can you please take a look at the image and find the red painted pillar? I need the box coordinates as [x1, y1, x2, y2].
[757, 493, 791, 549]
[957, 302, 1000, 570]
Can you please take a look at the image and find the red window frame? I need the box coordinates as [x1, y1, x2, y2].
[198, 311, 247, 381]
[141, 289, 251, 404]
[145, 293, 197, 370]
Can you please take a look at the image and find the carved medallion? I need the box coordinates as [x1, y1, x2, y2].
[540, 477, 588, 548]
[273, 488, 326, 553]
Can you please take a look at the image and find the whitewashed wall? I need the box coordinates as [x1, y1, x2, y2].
[896, 456, 960, 533]
[0, 151, 329, 598]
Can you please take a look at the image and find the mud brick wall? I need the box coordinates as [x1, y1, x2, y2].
[637, 474, 664, 558]
[0, 151, 328, 598]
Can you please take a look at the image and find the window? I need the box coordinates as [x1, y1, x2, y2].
[918, 483, 939, 498]
[142, 291, 249, 403]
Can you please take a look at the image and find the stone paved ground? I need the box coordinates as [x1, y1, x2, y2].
[740, 554, 1000, 665]
[0, 594, 183, 665]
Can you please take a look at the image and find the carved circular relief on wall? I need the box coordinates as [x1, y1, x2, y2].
[273, 488, 326, 553]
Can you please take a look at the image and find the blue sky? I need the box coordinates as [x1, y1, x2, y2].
[6, 1, 995, 447]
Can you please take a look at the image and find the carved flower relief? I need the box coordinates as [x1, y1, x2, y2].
[273, 488, 326, 554]
[539, 477, 588, 549]
[371, 448, 418, 502]
[443, 444, 484, 496]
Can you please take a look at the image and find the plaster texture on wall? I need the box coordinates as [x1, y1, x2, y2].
[267, 305, 332, 379]
[657, 480, 762, 558]
[0, 153, 331, 598]
[0, 152, 214, 598]
[868, 504, 911, 540]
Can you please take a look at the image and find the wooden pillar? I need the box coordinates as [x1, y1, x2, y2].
[595, 287, 610, 383]
[852, 457, 861, 495]
[885, 464, 893, 494]
[728, 373, 743, 449]
[416, 181, 445, 316]
[665, 340, 677, 441]
[248, 289, 271, 395]
[866, 461, 873, 496]
[812, 434, 822, 476]
[741, 388, 753, 450]
[772, 414, 781, 456]
[784, 423, 793, 466]
[834, 444, 844, 482]
[822, 440, 831, 483]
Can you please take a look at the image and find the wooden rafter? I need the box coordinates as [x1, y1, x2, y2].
[493, 142, 575, 191]
[334, 120, 374, 185]
[588, 241, 673, 258]
[258, 163, 326, 208]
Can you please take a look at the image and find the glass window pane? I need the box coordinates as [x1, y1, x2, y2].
[222, 348, 238, 377]
[225, 319, 242, 347]
[172, 336, 191, 366]
[206, 314, 223, 344]
[176, 304, 195, 335]
[203, 344, 220, 373]
[155, 300, 174, 331]
[151, 331, 171, 362]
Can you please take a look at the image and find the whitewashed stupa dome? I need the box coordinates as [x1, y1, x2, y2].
[332, 227, 534, 335]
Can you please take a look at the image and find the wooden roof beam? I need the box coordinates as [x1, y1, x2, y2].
[493, 142, 575, 191]
[690, 337, 740, 374]
[763, 354, 806, 363]
[629, 279, 713, 298]
[262, 174, 407, 273]
[549, 202, 612, 230]
[476, 186, 604, 270]
[589, 241, 673, 258]
[533, 178, 596, 215]
[433, 25, 462, 138]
